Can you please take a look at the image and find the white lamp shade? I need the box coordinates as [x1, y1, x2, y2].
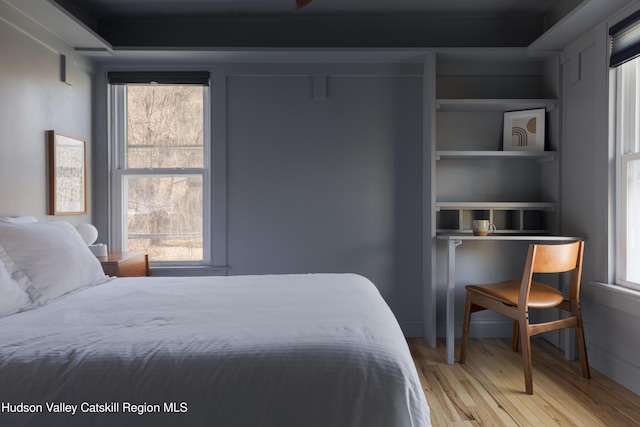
[75, 223, 98, 245]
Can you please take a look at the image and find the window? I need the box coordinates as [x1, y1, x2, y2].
[612, 12, 640, 291]
[109, 72, 211, 266]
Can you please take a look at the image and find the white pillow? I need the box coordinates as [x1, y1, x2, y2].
[0, 260, 30, 317]
[0, 220, 110, 305]
[0, 216, 38, 224]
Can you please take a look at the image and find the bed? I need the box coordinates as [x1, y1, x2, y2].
[0, 218, 431, 427]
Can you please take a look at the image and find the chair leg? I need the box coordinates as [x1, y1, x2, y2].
[512, 320, 519, 353]
[460, 292, 473, 364]
[575, 312, 591, 379]
[518, 315, 534, 395]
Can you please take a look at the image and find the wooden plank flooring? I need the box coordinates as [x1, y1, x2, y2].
[408, 338, 640, 426]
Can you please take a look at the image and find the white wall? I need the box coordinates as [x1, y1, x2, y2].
[560, 4, 640, 395]
[0, 8, 94, 224]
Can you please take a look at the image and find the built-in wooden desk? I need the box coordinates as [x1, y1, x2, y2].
[435, 234, 583, 364]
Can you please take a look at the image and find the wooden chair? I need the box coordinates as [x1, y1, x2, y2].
[459, 241, 590, 395]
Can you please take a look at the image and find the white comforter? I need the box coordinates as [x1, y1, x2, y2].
[0, 273, 430, 427]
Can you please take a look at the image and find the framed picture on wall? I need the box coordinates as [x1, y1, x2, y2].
[47, 130, 87, 215]
[503, 108, 545, 151]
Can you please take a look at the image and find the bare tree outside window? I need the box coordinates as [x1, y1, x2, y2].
[124, 85, 204, 262]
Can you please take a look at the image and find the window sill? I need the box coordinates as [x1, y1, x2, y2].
[149, 265, 228, 277]
[587, 281, 640, 318]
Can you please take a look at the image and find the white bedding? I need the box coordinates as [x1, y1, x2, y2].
[0, 273, 430, 427]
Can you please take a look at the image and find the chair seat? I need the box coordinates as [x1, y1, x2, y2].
[466, 280, 564, 308]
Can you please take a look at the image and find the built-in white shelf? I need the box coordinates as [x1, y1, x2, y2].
[426, 59, 564, 351]
[435, 150, 558, 162]
[436, 230, 551, 235]
[436, 202, 558, 234]
[435, 98, 558, 112]
[436, 202, 557, 210]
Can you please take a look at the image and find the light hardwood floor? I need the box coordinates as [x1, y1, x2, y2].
[408, 338, 640, 426]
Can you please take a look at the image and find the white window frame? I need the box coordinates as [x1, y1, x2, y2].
[615, 60, 640, 291]
[109, 83, 212, 269]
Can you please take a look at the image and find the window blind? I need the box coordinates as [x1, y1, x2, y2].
[107, 71, 210, 85]
[610, 9, 640, 67]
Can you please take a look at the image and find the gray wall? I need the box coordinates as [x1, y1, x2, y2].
[0, 11, 93, 224]
[224, 69, 423, 332]
[94, 63, 426, 335]
[0, 12, 427, 338]
[3, 0, 640, 396]
[560, 5, 640, 395]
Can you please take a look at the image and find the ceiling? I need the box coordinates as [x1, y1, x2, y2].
[59, 0, 561, 20]
[49, 0, 570, 52]
[5, 0, 631, 61]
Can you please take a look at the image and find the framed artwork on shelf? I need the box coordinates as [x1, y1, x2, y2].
[47, 130, 87, 215]
[503, 108, 545, 151]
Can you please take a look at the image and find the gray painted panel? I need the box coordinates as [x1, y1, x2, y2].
[226, 73, 423, 330]
[561, 14, 640, 395]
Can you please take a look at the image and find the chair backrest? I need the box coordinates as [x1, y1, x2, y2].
[519, 241, 584, 307]
[531, 241, 583, 274]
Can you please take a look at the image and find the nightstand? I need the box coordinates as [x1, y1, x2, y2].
[98, 252, 149, 277]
